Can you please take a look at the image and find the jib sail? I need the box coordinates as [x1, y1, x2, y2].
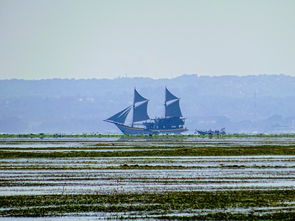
[104, 106, 132, 124]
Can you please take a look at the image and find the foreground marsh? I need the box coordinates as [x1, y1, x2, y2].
[0, 135, 295, 219]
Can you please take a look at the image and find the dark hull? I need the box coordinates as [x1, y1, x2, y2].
[195, 130, 226, 135]
[115, 123, 187, 135]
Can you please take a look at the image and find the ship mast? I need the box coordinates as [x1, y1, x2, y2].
[164, 87, 168, 118]
[132, 88, 135, 127]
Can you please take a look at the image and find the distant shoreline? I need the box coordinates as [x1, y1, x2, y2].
[1, 133, 295, 138]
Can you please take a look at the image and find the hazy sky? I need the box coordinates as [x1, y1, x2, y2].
[1, 0, 295, 79]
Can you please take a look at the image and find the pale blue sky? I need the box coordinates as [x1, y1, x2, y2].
[0, 0, 295, 79]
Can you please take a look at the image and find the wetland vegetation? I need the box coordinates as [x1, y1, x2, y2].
[3, 132, 295, 139]
[0, 190, 294, 219]
[0, 144, 295, 158]
[0, 135, 295, 219]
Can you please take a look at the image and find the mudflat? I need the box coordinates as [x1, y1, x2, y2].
[0, 136, 294, 219]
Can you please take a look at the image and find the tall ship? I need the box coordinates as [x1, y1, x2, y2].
[104, 88, 187, 135]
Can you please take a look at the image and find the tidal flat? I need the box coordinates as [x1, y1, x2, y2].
[0, 135, 295, 220]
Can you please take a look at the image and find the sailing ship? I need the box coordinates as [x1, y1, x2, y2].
[104, 88, 187, 135]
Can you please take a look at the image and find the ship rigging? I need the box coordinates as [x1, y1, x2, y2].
[104, 88, 187, 135]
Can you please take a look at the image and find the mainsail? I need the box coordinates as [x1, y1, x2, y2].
[165, 99, 183, 117]
[133, 100, 149, 122]
[133, 89, 150, 123]
[105, 106, 132, 124]
[165, 88, 183, 118]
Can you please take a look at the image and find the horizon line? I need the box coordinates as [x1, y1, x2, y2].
[0, 73, 293, 81]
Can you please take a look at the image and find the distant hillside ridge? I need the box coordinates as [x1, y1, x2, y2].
[1, 74, 295, 134]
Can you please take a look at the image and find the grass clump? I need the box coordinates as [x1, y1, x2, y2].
[1, 144, 295, 158]
[0, 190, 294, 218]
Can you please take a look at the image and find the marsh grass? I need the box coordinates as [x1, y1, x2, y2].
[1, 144, 295, 158]
[1, 164, 295, 171]
[0, 190, 294, 218]
[1, 136, 295, 219]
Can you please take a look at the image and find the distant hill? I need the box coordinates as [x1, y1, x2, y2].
[1, 74, 295, 134]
